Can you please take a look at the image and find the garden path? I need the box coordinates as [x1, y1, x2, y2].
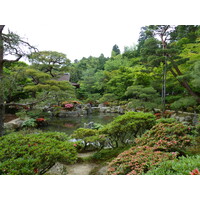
[47, 151, 108, 175]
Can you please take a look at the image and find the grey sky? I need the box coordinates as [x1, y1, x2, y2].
[2, 0, 197, 62]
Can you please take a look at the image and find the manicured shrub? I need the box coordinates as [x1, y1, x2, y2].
[0, 132, 77, 175]
[99, 112, 156, 148]
[72, 128, 107, 150]
[135, 123, 193, 153]
[156, 117, 178, 124]
[107, 122, 194, 175]
[107, 146, 177, 175]
[91, 147, 130, 162]
[145, 155, 200, 175]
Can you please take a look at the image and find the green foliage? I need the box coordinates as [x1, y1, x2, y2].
[111, 44, 121, 57]
[107, 122, 194, 175]
[91, 147, 130, 162]
[104, 54, 130, 71]
[146, 155, 200, 175]
[93, 123, 104, 130]
[21, 118, 36, 128]
[185, 136, 200, 155]
[170, 96, 197, 111]
[135, 123, 194, 153]
[99, 93, 117, 103]
[156, 117, 178, 124]
[99, 112, 156, 147]
[126, 85, 160, 111]
[26, 109, 47, 118]
[107, 146, 177, 175]
[72, 128, 107, 150]
[191, 61, 200, 89]
[0, 132, 77, 175]
[105, 66, 135, 99]
[28, 51, 71, 77]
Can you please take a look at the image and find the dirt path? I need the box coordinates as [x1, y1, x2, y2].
[66, 163, 99, 175]
[46, 151, 108, 175]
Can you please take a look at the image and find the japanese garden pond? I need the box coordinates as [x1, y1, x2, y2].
[40, 113, 120, 135]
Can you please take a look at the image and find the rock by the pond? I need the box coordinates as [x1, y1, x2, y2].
[84, 122, 94, 129]
[4, 118, 23, 129]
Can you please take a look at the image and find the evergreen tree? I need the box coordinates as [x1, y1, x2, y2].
[111, 44, 121, 57]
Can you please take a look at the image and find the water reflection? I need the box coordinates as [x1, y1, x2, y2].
[41, 113, 119, 135]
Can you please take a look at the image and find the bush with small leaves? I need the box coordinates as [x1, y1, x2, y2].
[107, 146, 177, 175]
[0, 132, 77, 175]
[99, 112, 156, 148]
[107, 122, 194, 175]
[156, 117, 178, 124]
[135, 123, 194, 153]
[72, 128, 107, 150]
[145, 155, 200, 175]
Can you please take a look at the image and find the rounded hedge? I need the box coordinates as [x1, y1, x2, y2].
[0, 132, 77, 175]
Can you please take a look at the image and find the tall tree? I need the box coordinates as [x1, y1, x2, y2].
[28, 51, 71, 77]
[140, 25, 200, 106]
[0, 25, 36, 136]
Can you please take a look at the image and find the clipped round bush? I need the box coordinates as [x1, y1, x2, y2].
[99, 111, 156, 147]
[145, 155, 200, 175]
[107, 146, 177, 175]
[135, 122, 193, 153]
[72, 128, 107, 150]
[0, 132, 77, 175]
[107, 122, 194, 175]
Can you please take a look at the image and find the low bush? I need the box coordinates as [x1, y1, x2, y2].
[145, 155, 200, 175]
[0, 132, 77, 175]
[71, 128, 107, 150]
[91, 147, 130, 162]
[21, 118, 37, 128]
[107, 146, 177, 175]
[99, 112, 156, 148]
[107, 122, 194, 175]
[135, 123, 194, 153]
[156, 117, 178, 124]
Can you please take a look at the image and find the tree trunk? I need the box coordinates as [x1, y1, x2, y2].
[0, 25, 5, 136]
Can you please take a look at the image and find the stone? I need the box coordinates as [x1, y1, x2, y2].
[4, 118, 23, 129]
[46, 162, 68, 175]
[177, 117, 185, 122]
[84, 122, 94, 129]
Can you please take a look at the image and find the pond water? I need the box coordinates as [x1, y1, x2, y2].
[41, 113, 119, 135]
